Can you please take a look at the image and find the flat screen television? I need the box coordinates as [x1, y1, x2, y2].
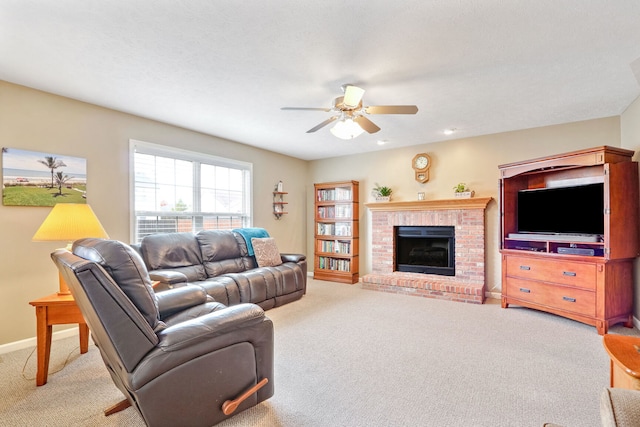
[517, 183, 604, 236]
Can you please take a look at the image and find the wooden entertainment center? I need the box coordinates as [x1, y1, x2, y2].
[499, 146, 639, 334]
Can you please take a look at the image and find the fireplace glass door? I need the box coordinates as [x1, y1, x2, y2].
[395, 226, 455, 276]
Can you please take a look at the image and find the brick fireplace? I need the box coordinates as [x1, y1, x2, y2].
[361, 197, 492, 304]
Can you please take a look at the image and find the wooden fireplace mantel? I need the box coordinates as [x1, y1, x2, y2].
[365, 197, 492, 212]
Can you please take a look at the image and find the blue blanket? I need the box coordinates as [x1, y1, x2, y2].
[233, 227, 270, 256]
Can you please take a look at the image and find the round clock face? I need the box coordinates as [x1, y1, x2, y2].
[414, 155, 429, 170]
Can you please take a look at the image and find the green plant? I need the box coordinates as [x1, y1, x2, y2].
[453, 183, 468, 193]
[373, 183, 393, 197]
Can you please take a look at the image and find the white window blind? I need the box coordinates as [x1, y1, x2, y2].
[130, 140, 252, 242]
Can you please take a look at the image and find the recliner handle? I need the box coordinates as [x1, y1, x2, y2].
[222, 378, 269, 416]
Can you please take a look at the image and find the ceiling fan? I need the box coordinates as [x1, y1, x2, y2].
[281, 84, 418, 139]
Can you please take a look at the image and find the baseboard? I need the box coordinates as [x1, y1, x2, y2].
[485, 291, 501, 300]
[634, 316, 640, 330]
[0, 327, 80, 355]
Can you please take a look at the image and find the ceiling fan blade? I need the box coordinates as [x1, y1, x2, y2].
[354, 116, 381, 134]
[306, 116, 338, 133]
[365, 105, 418, 114]
[282, 107, 332, 112]
[343, 85, 365, 108]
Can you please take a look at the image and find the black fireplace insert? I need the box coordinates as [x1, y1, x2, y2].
[395, 226, 455, 276]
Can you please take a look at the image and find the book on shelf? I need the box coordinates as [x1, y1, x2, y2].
[319, 240, 351, 254]
[317, 206, 336, 219]
[317, 223, 351, 236]
[318, 256, 351, 271]
[335, 223, 351, 236]
[334, 204, 351, 218]
[317, 187, 352, 201]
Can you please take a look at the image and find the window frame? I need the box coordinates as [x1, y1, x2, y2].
[129, 139, 253, 242]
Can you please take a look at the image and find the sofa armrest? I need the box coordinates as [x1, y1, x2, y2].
[156, 285, 209, 319]
[149, 270, 188, 285]
[280, 253, 306, 263]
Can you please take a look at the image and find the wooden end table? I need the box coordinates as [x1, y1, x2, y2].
[603, 334, 640, 390]
[29, 293, 89, 386]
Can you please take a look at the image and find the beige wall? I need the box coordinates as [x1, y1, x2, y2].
[0, 81, 308, 345]
[308, 117, 622, 298]
[621, 94, 640, 319]
[1, 78, 637, 346]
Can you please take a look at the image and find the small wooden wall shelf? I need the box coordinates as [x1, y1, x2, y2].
[273, 191, 288, 219]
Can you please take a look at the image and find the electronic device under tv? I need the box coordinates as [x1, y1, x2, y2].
[514, 183, 604, 241]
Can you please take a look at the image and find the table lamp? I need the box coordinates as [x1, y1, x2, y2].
[32, 203, 109, 295]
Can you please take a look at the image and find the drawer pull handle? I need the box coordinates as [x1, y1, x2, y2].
[562, 271, 577, 277]
[562, 296, 577, 303]
[519, 266, 531, 271]
[519, 287, 531, 293]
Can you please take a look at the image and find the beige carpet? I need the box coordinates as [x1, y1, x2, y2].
[2, 278, 638, 426]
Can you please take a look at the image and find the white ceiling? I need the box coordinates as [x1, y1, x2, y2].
[2, 1, 640, 161]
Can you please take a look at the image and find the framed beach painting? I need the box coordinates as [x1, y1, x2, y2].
[2, 148, 87, 206]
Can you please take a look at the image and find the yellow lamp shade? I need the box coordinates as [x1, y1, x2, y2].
[33, 203, 109, 295]
[32, 203, 109, 243]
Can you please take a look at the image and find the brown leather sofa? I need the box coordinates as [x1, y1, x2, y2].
[132, 229, 307, 310]
[52, 238, 274, 426]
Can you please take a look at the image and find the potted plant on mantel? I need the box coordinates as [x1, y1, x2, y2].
[453, 183, 475, 199]
[372, 183, 393, 202]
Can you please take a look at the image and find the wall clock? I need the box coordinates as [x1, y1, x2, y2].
[412, 153, 431, 183]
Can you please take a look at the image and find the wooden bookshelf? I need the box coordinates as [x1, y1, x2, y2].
[314, 180, 359, 284]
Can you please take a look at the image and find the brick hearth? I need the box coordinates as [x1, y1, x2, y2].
[361, 198, 492, 304]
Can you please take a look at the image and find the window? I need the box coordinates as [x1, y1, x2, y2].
[130, 140, 252, 242]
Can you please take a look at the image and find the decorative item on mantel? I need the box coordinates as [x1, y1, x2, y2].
[273, 181, 288, 219]
[372, 183, 392, 202]
[453, 183, 474, 198]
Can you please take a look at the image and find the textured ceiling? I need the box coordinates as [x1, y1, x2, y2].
[1, 1, 640, 160]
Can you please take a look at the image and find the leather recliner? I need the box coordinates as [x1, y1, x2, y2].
[51, 238, 274, 427]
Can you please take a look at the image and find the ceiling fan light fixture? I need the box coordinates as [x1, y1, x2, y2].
[342, 85, 365, 108]
[330, 118, 364, 140]
[282, 84, 417, 136]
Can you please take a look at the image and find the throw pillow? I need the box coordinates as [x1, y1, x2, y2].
[252, 237, 282, 267]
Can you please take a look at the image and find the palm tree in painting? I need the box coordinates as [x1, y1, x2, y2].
[54, 171, 72, 196]
[38, 156, 66, 189]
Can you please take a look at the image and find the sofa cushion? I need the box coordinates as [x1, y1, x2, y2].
[196, 276, 242, 306]
[252, 237, 282, 267]
[197, 230, 252, 276]
[141, 232, 206, 281]
[72, 238, 164, 331]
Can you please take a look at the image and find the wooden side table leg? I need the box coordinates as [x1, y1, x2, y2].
[35, 306, 52, 386]
[79, 323, 89, 354]
[610, 359, 614, 387]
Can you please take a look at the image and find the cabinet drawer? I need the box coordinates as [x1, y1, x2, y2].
[505, 256, 596, 290]
[506, 278, 596, 317]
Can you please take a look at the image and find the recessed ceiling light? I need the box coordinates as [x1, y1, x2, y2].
[377, 140, 387, 146]
[443, 128, 457, 135]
